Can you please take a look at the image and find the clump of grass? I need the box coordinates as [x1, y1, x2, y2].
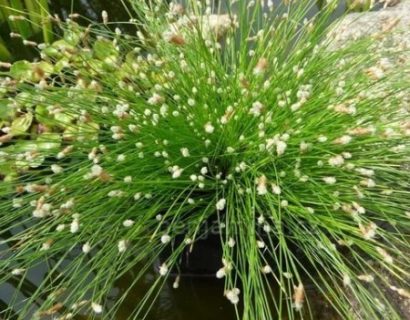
[0, 0, 409, 319]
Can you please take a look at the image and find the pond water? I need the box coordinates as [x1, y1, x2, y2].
[1, 1, 353, 319]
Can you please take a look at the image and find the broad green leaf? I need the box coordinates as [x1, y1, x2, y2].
[0, 101, 14, 120]
[54, 113, 75, 127]
[41, 46, 62, 59]
[10, 113, 33, 136]
[36, 132, 62, 151]
[35, 105, 55, 127]
[64, 28, 81, 46]
[16, 153, 45, 169]
[54, 58, 70, 73]
[10, 60, 32, 81]
[93, 39, 118, 61]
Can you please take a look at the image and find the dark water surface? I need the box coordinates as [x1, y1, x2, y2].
[0, 1, 350, 319]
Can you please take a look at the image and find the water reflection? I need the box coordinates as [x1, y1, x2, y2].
[115, 270, 236, 320]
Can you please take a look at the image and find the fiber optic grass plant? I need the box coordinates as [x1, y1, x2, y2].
[0, 0, 410, 319]
[0, 0, 53, 61]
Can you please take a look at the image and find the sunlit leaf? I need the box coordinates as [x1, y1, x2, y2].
[10, 113, 33, 136]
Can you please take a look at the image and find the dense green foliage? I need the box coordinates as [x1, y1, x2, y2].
[0, 0, 409, 319]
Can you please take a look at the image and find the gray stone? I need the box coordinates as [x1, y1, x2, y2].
[328, 0, 410, 52]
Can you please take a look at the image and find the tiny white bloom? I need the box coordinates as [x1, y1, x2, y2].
[249, 101, 264, 117]
[180, 148, 190, 157]
[148, 93, 164, 105]
[256, 175, 268, 195]
[70, 219, 80, 233]
[355, 168, 375, 177]
[257, 240, 265, 248]
[11, 268, 25, 276]
[161, 234, 171, 244]
[204, 122, 215, 134]
[328, 155, 344, 167]
[226, 146, 235, 153]
[262, 265, 272, 274]
[257, 215, 265, 224]
[216, 198, 226, 211]
[216, 267, 226, 279]
[159, 263, 168, 276]
[323, 176, 336, 185]
[358, 274, 374, 282]
[187, 98, 196, 106]
[276, 140, 287, 156]
[280, 200, 289, 207]
[51, 164, 63, 174]
[56, 224, 65, 232]
[226, 288, 240, 304]
[343, 274, 351, 286]
[82, 242, 91, 254]
[171, 165, 183, 179]
[118, 240, 129, 253]
[227, 238, 236, 248]
[91, 302, 103, 314]
[271, 183, 281, 195]
[124, 176, 132, 183]
[123, 219, 135, 227]
[335, 135, 352, 145]
[263, 224, 271, 233]
[91, 164, 103, 177]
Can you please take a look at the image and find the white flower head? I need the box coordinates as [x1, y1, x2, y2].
[180, 148, 190, 157]
[148, 93, 164, 105]
[226, 288, 240, 304]
[216, 267, 226, 279]
[70, 218, 80, 233]
[91, 164, 103, 177]
[334, 135, 352, 145]
[216, 198, 226, 211]
[254, 58, 268, 75]
[118, 240, 129, 253]
[123, 219, 135, 227]
[204, 122, 215, 134]
[271, 183, 281, 195]
[328, 155, 344, 167]
[343, 274, 351, 287]
[159, 263, 168, 276]
[257, 240, 265, 248]
[323, 176, 336, 185]
[124, 176, 132, 183]
[227, 237, 236, 248]
[358, 274, 374, 282]
[11, 268, 26, 276]
[256, 175, 268, 195]
[51, 164, 63, 174]
[262, 265, 272, 274]
[161, 234, 171, 244]
[170, 165, 183, 179]
[359, 222, 377, 240]
[276, 140, 287, 156]
[91, 302, 103, 314]
[293, 283, 304, 311]
[82, 242, 91, 254]
[249, 101, 264, 117]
